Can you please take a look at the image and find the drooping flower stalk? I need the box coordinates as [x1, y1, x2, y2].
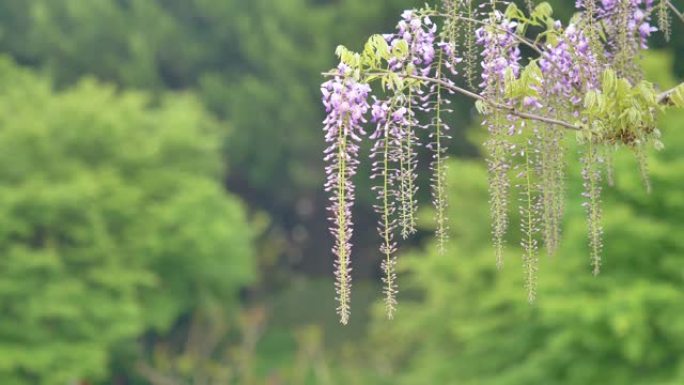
[550, 127, 566, 250]
[387, 10, 438, 239]
[370, 97, 403, 319]
[430, 49, 451, 254]
[531, 95, 566, 256]
[536, 21, 602, 255]
[581, 137, 604, 276]
[441, 0, 463, 69]
[477, 9, 521, 268]
[604, 145, 616, 187]
[535, 120, 565, 256]
[380, 127, 398, 319]
[322, 64, 371, 324]
[658, 0, 672, 41]
[398, 89, 419, 239]
[581, 0, 606, 63]
[634, 143, 652, 194]
[519, 139, 540, 303]
[486, 111, 511, 269]
[464, 0, 477, 89]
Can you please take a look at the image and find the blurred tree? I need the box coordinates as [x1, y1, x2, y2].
[366, 53, 684, 385]
[0, 0, 424, 277]
[137, 306, 337, 385]
[0, 0, 413, 198]
[0, 57, 255, 384]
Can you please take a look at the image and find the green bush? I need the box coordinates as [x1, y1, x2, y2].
[0, 57, 255, 384]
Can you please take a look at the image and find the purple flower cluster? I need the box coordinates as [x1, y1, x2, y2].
[476, 10, 522, 268]
[371, 101, 410, 128]
[368, 98, 405, 318]
[632, 1, 658, 47]
[476, 11, 522, 96]
[321, 63, 371, 324]
[540, 23, 600, 105]
[385, 10, 437, 76]
[576, 0, 656, 48]
[438, 41, 463, 76]
[377, 9, 440, 240]
[368, 97, 408, 196]
[322, 65, 371, 133]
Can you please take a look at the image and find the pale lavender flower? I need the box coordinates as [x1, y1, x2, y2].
[369, 97, 403, 318]
[387, 10, 438, 75]
[476, 11, 521, 93]
[540, 23, 600, 106]
[576, 0, 656, 51]
[383, 10, 439, 238]
[321, 63, 371, 324]
[477, 9, 522, 268]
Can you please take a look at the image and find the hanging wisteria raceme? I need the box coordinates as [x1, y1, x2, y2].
[363, 11, 441, 318]
[369, 96, 406, 319]
[426, 43, 459, 254]
[658, 0, 672, 41]
[386, 10, 438, 240]
[517, 137, 541, 302]
[536, 22, 600, 256]
[581, 136, 604, 276]
[575, 0, 656, 81]
[575, 0, 657, 45]
[476, 9, 521, 269]
[321, 63, 371, 325]
[322, 0, 684, 324]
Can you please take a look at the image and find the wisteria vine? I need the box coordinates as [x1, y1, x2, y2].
[322, 0, 684, 324]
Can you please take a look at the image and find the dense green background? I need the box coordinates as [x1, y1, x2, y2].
[0, 1, 682, 384]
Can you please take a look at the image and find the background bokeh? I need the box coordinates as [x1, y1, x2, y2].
[0, 1, 683, 384]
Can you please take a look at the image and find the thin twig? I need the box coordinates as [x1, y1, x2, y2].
[657, 82, 684, 105]
[322, 68, 684, 130]
[454, 15, 544, 55]
[136, 363, 183, 385]
[433, 12, 544, 55]
[667, 0, 684, 23]
[323, 70, 582, 130]
[650, 1, 683, 104]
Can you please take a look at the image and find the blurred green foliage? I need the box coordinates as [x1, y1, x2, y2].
[0, 0, 415, 204]
[0, 57, 254, 384]
[0, 0, 432, 280]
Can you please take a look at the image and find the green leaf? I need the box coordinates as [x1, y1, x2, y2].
[602, 69, 617, 93]
[392, 39, 409, 60]
[669, 84, 684, 107]
[532, 2, 553, 21]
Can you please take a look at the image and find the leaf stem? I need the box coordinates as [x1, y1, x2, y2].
[666, 0, 684, 23]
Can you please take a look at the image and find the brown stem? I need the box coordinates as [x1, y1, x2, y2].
[408, 74, 581, 130]
[657, 82, 684, 105]
[323, 70, 581, 130]
[322, 71, 683, 131]
[667, 0, 684, 23]
[449, 14, 544, 55]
